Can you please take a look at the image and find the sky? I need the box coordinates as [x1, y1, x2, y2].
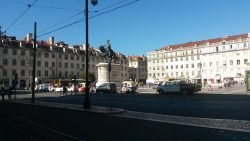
[1, 0, 250, 56]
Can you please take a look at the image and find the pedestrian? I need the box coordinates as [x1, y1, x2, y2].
[63, 86, 67, 96]
[207, 81, 212, 91]
[1, 87, 6, 101]
[8, 87, 12, 100]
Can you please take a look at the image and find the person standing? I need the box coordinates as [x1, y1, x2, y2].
[8, 87, 12, 100]
[1, 87, 5, 101]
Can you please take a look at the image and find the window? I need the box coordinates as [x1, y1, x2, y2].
[3, 59, 8, 65]
[237, 60, 240, 65]
[37, 61, 41, 67]
[3, 48, 8, 54]
[230, 45, 233, 49]
[37, 52, 41, 57]
[191, 64, 194, 68]
[244, 59, 248, 64]
[59, 62, 62, 68]
[21, 60, 25, 66]
[13, 49, 17, 55]
[71, 55, 74, 60]
[59, 54, 62, 59]
[230, 60, 233, 65]
[12, 70, 17, 76]
[176, 65, 178, 69]
[45, 52, 49, 58]
[52, 62, 55, 67]
[3, 69, 7, 76]
[45, 61, 49, 67]
[82, 64, 85, 70]
[171, 65, 173, 69]
[21, 70, 25, 76]
[21, 50, 25, 56]
[77, 64, 79, 69]
[65, 55, 68, 60]
[37, 70, 41, 76]
[30, 51, 33, 56]
[71, 63, 74, 68]
[65, 63, 68, 68]
[52, 53, 55, 58]
[209, 62, 213, 67]
[186, 64, 189, 68]
[45, 70, 48, 77]
[216, 61, 219, 67]
[181, 64, 183, 69]
[12, 59, 17, 66]
[76, 56, 79, 60]
[216, 47, 219, 52]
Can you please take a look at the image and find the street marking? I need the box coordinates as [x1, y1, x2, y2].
[116, 111, 250, 133]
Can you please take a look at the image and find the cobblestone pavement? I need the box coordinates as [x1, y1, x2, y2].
[116, 110, 250, 133]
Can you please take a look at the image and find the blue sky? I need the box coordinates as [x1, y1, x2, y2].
[1, 0, 250, 56]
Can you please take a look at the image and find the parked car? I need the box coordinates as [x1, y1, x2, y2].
[95, 82, 117, 93]
[55, 87, 63, 92]
[121, 81, 137, 93]
[78, 82, 86, 92]
[156, 79, 200, 95]
[35, 84, 49, 92]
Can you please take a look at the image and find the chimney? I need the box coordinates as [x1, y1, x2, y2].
[49, 36, 54, 45]
[26, 33, 32, 42]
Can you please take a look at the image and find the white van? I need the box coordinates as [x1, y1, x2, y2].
[121, 81, 137, 93]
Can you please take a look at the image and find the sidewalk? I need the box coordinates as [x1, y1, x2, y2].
[13, 99, 126, 114]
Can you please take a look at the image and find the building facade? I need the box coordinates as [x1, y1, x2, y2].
[147, 33, 250, 86]
[0, 33, 129, 89]
[128, 55, 147, 83]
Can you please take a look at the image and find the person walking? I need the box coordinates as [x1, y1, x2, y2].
[1, 87, 6, 101]
[8, 87, 12, 100]
[63, 86, 67, 96]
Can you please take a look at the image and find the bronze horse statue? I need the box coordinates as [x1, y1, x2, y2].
[99, 40, 119, 63]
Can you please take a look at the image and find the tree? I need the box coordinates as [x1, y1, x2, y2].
[80, 71, 96, 82]
[66, 72, 74, 80]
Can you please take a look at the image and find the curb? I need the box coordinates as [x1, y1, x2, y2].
[12, 100, 126, 115]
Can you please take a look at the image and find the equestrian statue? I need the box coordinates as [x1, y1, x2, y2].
[99, 40, 119, 63]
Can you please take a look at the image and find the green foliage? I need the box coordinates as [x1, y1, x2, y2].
[66, 72, 74, 79]
[80, 71, 96, 82]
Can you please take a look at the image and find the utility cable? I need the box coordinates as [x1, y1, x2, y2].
[5, 0, 38, 32]
[37, 0, 140, 38]
[10, 0, 81, 11]
[89, 0, 140, 19]
[38, 11, 84, 34]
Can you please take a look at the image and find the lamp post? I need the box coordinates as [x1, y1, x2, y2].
[83, 0, 97, 109]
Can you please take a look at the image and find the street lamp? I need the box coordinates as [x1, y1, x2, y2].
[83, 0, 98, 109]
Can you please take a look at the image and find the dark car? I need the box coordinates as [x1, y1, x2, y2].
[96, 83, 117, 93]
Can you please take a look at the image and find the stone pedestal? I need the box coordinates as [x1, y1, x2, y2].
[96, 63, 121, 86]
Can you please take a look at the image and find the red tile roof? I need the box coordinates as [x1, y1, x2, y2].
[160, 33, 249, 50]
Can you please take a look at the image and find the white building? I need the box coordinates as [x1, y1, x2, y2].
[147, 33, 250, 86]
[128, 55, 147, 83]
[0, 33, 129, 89]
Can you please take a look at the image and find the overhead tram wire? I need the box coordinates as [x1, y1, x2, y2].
[37, 0, 140, 38]
[89, 0, 140, 19]
[37, 0, 130, 34]
[10, 0, 81, 11]
[37, 19, 83, 38]
[37, 11, 84, 34]
[4, 0, 38, 32]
